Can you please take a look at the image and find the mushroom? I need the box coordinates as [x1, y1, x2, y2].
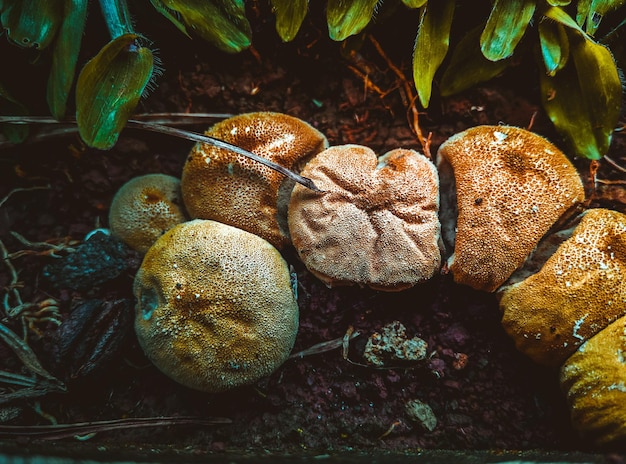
[181, 112, 328, 249]
[437, 125, 585, 292]
[560, 315, 626, 446]
[499, 208, 626, 367]
[288, 145, 441, 291]
[109, 173, 187, 253]
[133, 219, 299, 393]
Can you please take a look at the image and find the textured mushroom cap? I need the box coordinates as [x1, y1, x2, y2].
[288, 145, 441, 291]
[133, 219, 299, 393]
[437, 125, 585, 292]
[181, 112, 328, 249]
[500, 208, 626, 367]
[109, 174, 187, 253]
[560, 315, 626, 446]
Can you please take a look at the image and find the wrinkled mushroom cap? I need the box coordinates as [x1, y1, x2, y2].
[560, 315, 626, 446]
[288, 145, 441, 291]
[181, 112, 328, 249]
[133, 219, 299, 393]
[437, 125, 585, 292]
[109, 174, 187, 253]
[500, 208, 626, 367]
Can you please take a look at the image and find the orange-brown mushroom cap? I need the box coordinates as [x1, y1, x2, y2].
[500, 208, 626, 367]
[560, 315, 626, 446]
[437, 125, 585, 292]
[288, 145, 441, 291]
[181, 112, 328, 249]
[109, 174, 187, 253]
[133, 219, 299, 393]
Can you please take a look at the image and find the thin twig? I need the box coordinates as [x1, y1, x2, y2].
[603, 155, 626, 174]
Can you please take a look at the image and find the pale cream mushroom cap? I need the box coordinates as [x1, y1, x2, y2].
[288, 145, 441, 291]
[499, 208, 626, 367]
[560, 315, 626, 446]
[437, 125, 585, 292]
[133, 219, 299, 393]
[181, 112, 328, 249]
[109, 174, 187, 253]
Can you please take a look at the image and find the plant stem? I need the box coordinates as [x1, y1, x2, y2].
[99, 0, 134, 39]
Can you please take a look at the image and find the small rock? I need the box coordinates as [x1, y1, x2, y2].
[363, 321, 428, 367]
[405, 399, 437, 432]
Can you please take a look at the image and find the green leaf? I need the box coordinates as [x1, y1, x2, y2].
[150, 0, 251, 53]
[0, 81, 29, 144]
[0, 0, 63, 49]
[585, 0, 625, 34]
[270, 0, 308, 42]
[327, 0, 379, 41]
[538, 18, 570, 75]
[547, 0, 571, 5]
[576, 0, 592, 26]
[440, 25, 512, 96]
[543, 5, 585, 33]
[539, 32, 622, 159]
[76, 34, 154, 149]
[402, 0, 428, 7]
[412, 0, 455, 107]
[480, 0, 536, 61]
[47, 0, 88, 119]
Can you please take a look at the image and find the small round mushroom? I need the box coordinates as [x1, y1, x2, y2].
[133, 219, 299, 393]
[109, 174, 187, 253]
[288, 145, 441, 291]
[499, 208, 626, 367]
[181, 112, 328, 249]
[560, 315, 626, 446]
[437, 125, 585, 292]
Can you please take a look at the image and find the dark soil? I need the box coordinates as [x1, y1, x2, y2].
[0, 2, 625, 459]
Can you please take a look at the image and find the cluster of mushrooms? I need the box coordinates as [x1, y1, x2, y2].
[108, 112, 626, 447]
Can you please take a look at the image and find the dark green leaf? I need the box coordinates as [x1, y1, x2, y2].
[0, 81, 29, 144]
[327, 0, 379, 41]
[47, 0, 88, 119]
[413, 0, 455, 107]
[0, 0, 63, 49]
[539, 32, 622, 159]
[480, 0, 536, 61]
[76, 34, 154, 149]
[270, 0, 308, 42]
[150, 0, 251, 53]
[149, 0, 190, 37]
[440, 25, 512, 96]
[538, 18, 569, 75]
[402, 0, 427, 7]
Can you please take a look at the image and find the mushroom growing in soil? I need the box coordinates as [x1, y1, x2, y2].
[133, 219, 299, 393]
[437, 125, 585, 292]
[499, 208, 626, 367]
[109, 173, 187, 253]
[288, 145, 441, 291]
[181, 112, 328, 249]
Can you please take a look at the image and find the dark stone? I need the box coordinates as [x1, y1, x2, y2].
[42, 231, 128, 291]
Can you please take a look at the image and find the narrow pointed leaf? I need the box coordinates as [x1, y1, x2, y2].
[440, 25, 512, 96]
[540, 32, 622, 159]
[270, 0, 308, 42]
[327, 0, 379, 41]
[402, 0, 428, 7]
[151, 0, 251, 53]
[538, 18, 570, 75]
[0, 0, 63, 49]
[76, 34, 154, 149]
[0, 82, 29, 143]
[413, 0, 455, 107]
[47, 0, 88, 119]
[543, 5, 585, 33]
[480, 0, 536, 61]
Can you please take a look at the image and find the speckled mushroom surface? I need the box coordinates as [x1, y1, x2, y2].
[288, 145, 441, 291]
[560, 315, 626, 446]
[437, 125, 585, 292]
[499, 208, 626, 367]
[108, 173, 187, 254]
[181, 112, 328, 249]
[133, 219, 299, 393]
